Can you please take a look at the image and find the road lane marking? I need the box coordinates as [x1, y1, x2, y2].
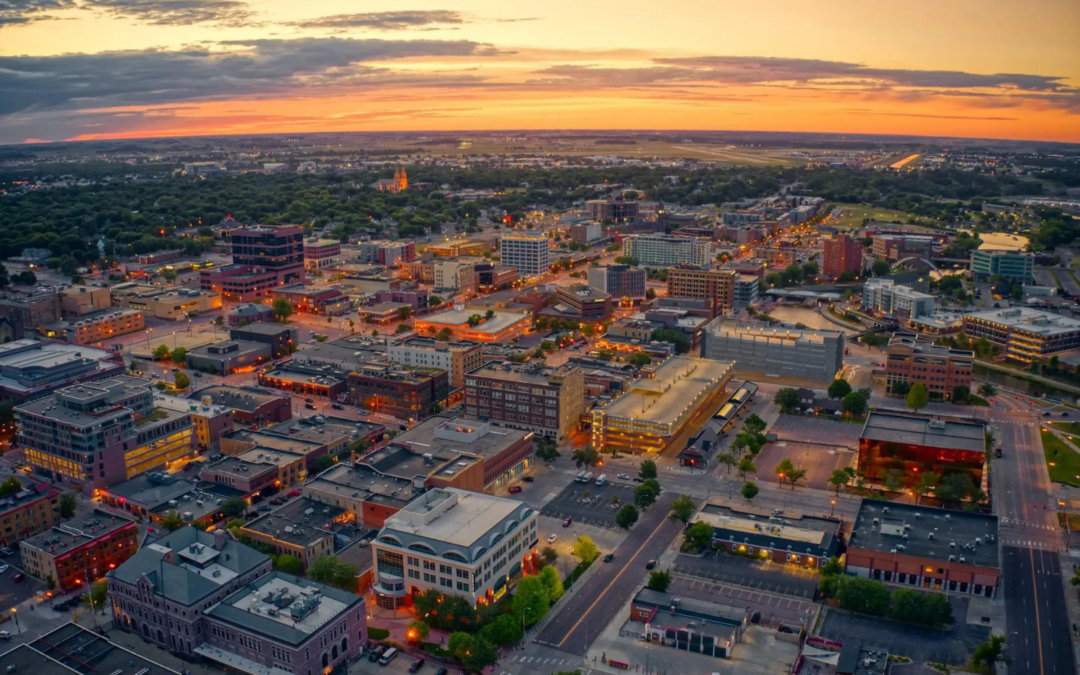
[1029, 547, 1046, 675]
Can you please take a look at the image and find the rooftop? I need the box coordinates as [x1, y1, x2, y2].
[305, 463, 420, 508]
[705, 318, 845, 345]
[964, 307, 1080, 336]
[418, 308, 529, 334]
[2, 622, 180, 675]
[21, 509, 135, 555]
[103, 471, 196, 507]
[190, 385, 288, 413]
[848, 500, 999, 568]
[384, 488, 529, 548]
[0, 340, 119, 395]
[242, 497, 347, 547]
[470, 361, 578, 385]
[231, 322, 297, 336]
[391, 415, 531, 461]
[602, 356, 732, 426]
[699, 503, 840, 559]
[860, 412, 986, 454]
[887, 333, 973, 359]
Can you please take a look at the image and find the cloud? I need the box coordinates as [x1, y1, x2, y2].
[0, 38, 495, 115]
[538, 55, 1073, 93]
[287, 10, 465, 32]
[85, 0, 252, 25]
[0, 0, 75, 28]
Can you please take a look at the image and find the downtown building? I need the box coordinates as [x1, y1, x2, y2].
[586, 196, 639, 222]
[700, 319, 845, 383]
[588, 264, 647, 303]
[347, 361, 449, 420]
[500, 229, 550, 278]
[885, 333, 973, 400]
[20, 509, 138, 592]
[359, 240, 416, 266]
[962, 307, 1080, 363]
[201, 225, 306, 302]
[861, 278, 936, 320]
[970, 249, 1035, 282]
[303, 238, 342, 272]
[623, 233, 708, 268]
[388, 337, 484, 389]
[465, 362, 584, 440]
[822, 234, 864, 278]
[17, 376, 196, 491]
[371, 488, 538, 608]
[667, 266, 736, 317]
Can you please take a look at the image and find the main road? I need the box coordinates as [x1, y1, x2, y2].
[533, 493, 682, 656]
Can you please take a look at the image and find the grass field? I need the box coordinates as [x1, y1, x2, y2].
[823, 204, 925, 229]
[1042, 430, 1080, 485]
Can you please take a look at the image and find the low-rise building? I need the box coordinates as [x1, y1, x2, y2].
[240, 497, 350, 569]
[229, 322, 299, 359]
[465, 362, 584, 440]
[970, 249, 1034, 282]
[190, 385, 292, 428]
[187, 340, 272, 375]
[347, 362, 448, 420]
[414, 308, 531, 343]
[0, 478, 60, 548]
[858, 412, 986, 489]
[694, 504, 840, 569]
[846, 500, 999, 598]
[153, 392, 235, 451]
[111, 284, 222, 320]
[304, 238, 342, 271]
[258, 361, 350, 400]
[99, 471, 240, 528]
[588, 264, 646, 303]
[226, 303, 273, 326]
[701, 319, 845, 382]
[271, 284, 352, 316]
[371, 488, 538, 607]
[631, 588, 747, 659]
[885, 333, 973, 400]
[591, 356, 732, 455]
[38, 308, 145, 345]
[861, 278, 935, 320]
[303, 463, 421, 529]
[58, 286, 112, 318]
[962, 307, 1080, 362]
[540, 284, 612, 322]
[427, 239, 486, 258]
[388, 337, 484, 389]
[20, 510, 138, 591]
[754, 247, 796, 269]
[0, 339, 123, 404]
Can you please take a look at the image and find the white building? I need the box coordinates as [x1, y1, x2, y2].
[371, 488, 538, 608]
[622, 233, 707, 268]
[861, 278, 935, 319]
[500, 230, 550, 278]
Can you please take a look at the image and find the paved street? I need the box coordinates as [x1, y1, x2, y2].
[1003, 545, 1074, 675]
[533, 493, 681, 656]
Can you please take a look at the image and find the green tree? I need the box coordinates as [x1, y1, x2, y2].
[512, 576, 550, 626]
[743, 413, 766, 435]
[173, 371, 190, 390]
[737, 456, 757, 480]
[60, 492, 77, 518]
[646, 570, 671, 592]
[407, 619, 430, 642]
[627, 352, 652, 367]
[913, 471, 940, 504]
[571, 445, 599, 468]
[639, 459, 658, 480]
[46, 575, 56, 591]
[971, 634, 1009, 675]
[841, 390, 868, 417]
[272, 298, 293, 323]
[478, 614, 523, 646]
[774, 458, 806, 489]
[310, 454, 336, 475]
[888, 588, 954, 627]
[221, 496, 248, 518]
[906, 382, 929, 413]
[616, 504, 639, 529]
[86, 580, 109, 611]
[774, 387, 801, 413]
[162, 509, 185, 531]
[539, 565, 564, 602]
[397, 306, 412, 322]
[0, 476, 21, 497]
[827, 378, 852, 400]
[670, 494, 695, 524]
[978, 383, 997, 399]
[541, 546, 559, 565]
[634, 483, 658, 509]
[741, 481, 759, 500]
[152, 344, 170, 360]
[828, 469, 849, 495]
[836, 577, 891, 616]
[535, 438, 561, 463]
[652, 328, 690, 354]
[938, 472, 976, 505]
[160, 268, 178, 284]
[715, 451, 737, 474]
[572, 535, 600, 564]
[684, 521, 714, 552]
[429, 295, 442, 307]
[882, 468, 906, 493]
[448, 632, 499, 675]
[169, 347, 187, 364]
[307, 555, 360, 591]
[436, 327, 453, 341]
[871, 259, 891, 277]
[821, 557, 844, 577]
[952, 385, 970, 403]
[273, 554, 303, 574]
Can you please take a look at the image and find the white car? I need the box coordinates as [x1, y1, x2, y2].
[546, 534, 558, 544]
[0, 630, 10, 640]
[0, 565, 9, 573]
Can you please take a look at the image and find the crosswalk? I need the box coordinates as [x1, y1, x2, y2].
[504, 654, 587, 670]
[1000, 539, 1059, 550]
[999, 517, 1058, 531]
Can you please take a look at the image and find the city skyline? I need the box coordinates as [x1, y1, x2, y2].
[0, 0, 1078, 145]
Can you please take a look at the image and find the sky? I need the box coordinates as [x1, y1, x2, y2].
[0, 0, 1078, 145]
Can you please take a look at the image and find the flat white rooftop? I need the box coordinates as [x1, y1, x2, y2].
[603, 356, 732, 427]
[227, 576, 347, 636]
[386, 488, 523, 548]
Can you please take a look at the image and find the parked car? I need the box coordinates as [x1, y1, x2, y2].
[184, 462, 197, 471]
[772, 508, 784, 516]
[645, 560, 656, 570]
[0, 547, 12, 556]
[194, 372, 203, 378]
[603, 553, 614, 563]
[562, 517, 572, 527]
[632, 477, 644, 483]
[617, 473, 630, 480]
[508, 486, 522, 494]
[368, 645, 386, 662]
[331, 404, 344, 410]
[13, 573, 24, 582]
[305, 398, 314, 403]
[409, 658, 425, 673]
[0, 631, 10, 640]
[287, 489, 301, 497]
[522, 476, 534, 483]
[0, 565, 8, 573]
[305, 403, 318, 410]
[547, 534, 558, 544]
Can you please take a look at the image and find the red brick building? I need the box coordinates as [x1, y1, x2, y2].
[193, 385, 292, 429]
[696, 505, 841, 570]
[885, 334, 974, 400]
[20, 511, 138, 592]
[822, 234, 864, 278]
[348, 362, 449, 420]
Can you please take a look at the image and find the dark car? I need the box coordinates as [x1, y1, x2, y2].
[13, 573, 24, 582]
[194, 372, 203, 378]
[645, 560, 656, 570]
[435, 669, 448, 675]
[632, 477, 645, 483]
[409, 658, 425, 673]
[305, 403, 318, 410]
[368, 645, 386, 662]
[508, 486, 523, 494]
[331, 404, 344, 410]
[522, 476, 534, 483]
[305, 398, 314, 403]
[603, 553, 614, 563]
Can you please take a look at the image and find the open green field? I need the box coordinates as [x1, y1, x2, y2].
[1042, 430, 1080, 485]
[821, 203, 943, 230]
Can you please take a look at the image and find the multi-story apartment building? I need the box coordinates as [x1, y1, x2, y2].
[388, 337, 483, 389]
[347, 362, 449, 420]
[970, 249, 1035, 282]
[358, 240, 416, 266]
[623, 233, 708, 268]
[38, 308, 146, 345]
[371, 488, 538, 608]
[464, 362, 584, 440]
[586, 197, 639, 222]
[822, 235, 864, 278]
[58, 286, 111, 318]
[152, 392, 235, 451]
[588, 264, 647, 302]
[885, 333, 974, 400]
[303, 238, 342, 271]
[110, 525, 363, 674]
[732, 275, 759, 308]
[0, 339, 124, 404]
[433, 258, 480, 296]
[666, 266, 735, 317]
[200, 225, 306, 301]
[0, 479, 60, 549]
[0, 288, 61, 339]
[500, 230, 550, 278]
[701, 319, 845, 383]
[872, 234, 934, 262]
[20, 510, 138, 592]
[861, 278, 936, 319]
[962, 307, 1080, 362]
[17, 376, 196, 490]
[753, 247, 796, 269]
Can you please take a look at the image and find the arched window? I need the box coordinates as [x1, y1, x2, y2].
[408, 542, 437, 555]
[378, 535, 403, 547]
[322, 653, 329, 668]
[443, 551, 467, 563]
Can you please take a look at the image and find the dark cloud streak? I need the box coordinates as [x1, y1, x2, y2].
[0, 0, 75, 28]
[86, 0, 252, 25]
[287, 10, 465, 31]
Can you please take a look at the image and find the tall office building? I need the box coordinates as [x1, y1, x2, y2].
[201, 225, 306, 301]
[465, 362, 584, 440]
[588, 264, 646, 302]
[623, 233, 708, 268]
[666, 266, 735, 317]
[822, 235, 864, 278]
[970, 249, 1034, 282]
[500, 230, 550, 278]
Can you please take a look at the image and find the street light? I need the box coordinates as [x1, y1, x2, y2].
[521, 605, 533, 636]
[830, 499, 836, 518]
[9, 608, 18, 635]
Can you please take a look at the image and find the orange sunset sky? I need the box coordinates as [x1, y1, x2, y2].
[1, 0, 1078, 145]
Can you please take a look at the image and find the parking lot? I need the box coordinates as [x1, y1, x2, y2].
[0, 550, 46, 612]
[666, 574, 817, 630]
[753, 441, 855, 491]
[672, 550, 820, 599]
[817, 600, 990, 666]
[540, 481, 636, 529]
